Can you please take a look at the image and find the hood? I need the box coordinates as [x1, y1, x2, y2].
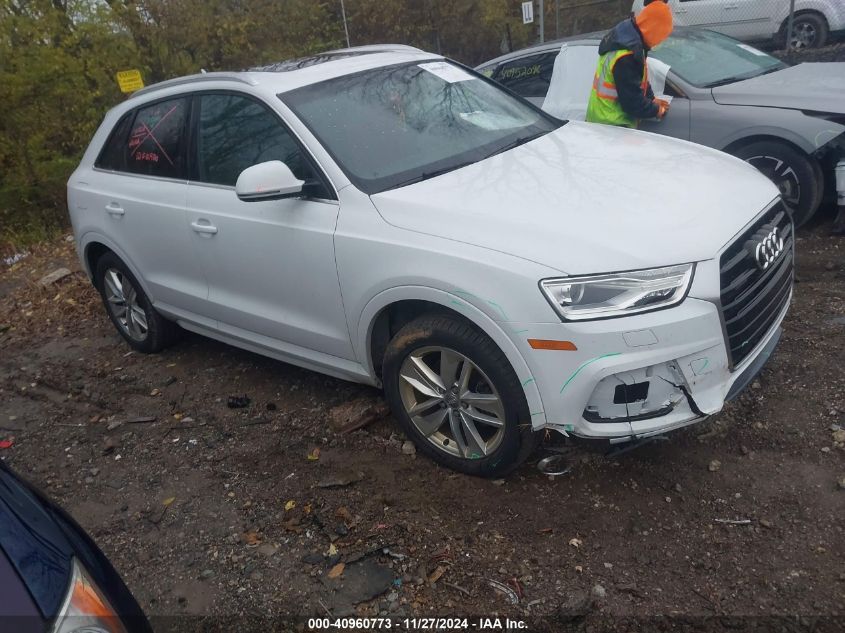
[370, 121, 779, 275]
[712, 63, 845, 115]
[598, 17, 646, 61]
[0, 463, 72, 620]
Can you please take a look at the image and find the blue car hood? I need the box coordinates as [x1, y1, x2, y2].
[0, 464, 73, 621]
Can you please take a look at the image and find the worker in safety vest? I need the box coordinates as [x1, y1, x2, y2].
[586, 0, 673, 128]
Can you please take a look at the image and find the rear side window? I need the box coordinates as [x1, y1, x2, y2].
[125, 98, 189, 178]
[95, 114, 133, 171]
[195, 93, 310, 187]
[492, 52, 558, 98]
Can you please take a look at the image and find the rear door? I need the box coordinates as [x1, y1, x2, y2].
[185, 92, 353, 360]
[86, 96, 209, 316]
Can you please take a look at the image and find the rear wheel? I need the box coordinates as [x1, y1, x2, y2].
[783, 13, 829, 49]
[732, 140, 822, 227]
[382, 314, 539, 477]
[94, 252, 180, 353]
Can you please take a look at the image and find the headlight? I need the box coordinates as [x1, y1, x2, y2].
[52, 559, 127, 633]
[540, 264, 694, 321]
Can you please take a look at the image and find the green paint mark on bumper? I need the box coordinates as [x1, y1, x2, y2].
[559, 353, 622, 394]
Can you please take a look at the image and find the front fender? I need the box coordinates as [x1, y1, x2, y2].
[356, 286, 548, 429]
[695, 104, 845, 155]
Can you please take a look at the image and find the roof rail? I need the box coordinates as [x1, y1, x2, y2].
[132, 72, 257, 98]
[249, 44, 430, 73]
[325, 44, 424, 54]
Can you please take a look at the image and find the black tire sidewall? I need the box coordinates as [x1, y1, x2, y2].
[733, 141, 820, 227]
[792, 14, 828, 48]
[94, 253, 172, 353]
[383, 315, 531, 477]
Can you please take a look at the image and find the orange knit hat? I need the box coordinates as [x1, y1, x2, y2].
[636, 1, 673, 49]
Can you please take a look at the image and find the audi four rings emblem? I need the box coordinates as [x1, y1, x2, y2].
[751, 226, 785, 271]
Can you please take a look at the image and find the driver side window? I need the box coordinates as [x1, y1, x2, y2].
[194, 93, 326, 196]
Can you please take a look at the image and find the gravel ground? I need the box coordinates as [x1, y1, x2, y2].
[771, 41, 845, 63]
[0, 218, 843, 632]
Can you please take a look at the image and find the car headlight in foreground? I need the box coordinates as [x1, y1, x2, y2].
[541, 264, 695, 321]
[52, 559, 127, 633]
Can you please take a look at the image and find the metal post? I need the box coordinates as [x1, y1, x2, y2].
[539, 0, 545, 43]
[555, 0, 559, 39]
[785, 0, 796, 51]
[340, 0, 351, 48]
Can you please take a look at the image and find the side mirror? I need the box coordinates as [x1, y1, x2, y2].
[235, 160, 304, 202]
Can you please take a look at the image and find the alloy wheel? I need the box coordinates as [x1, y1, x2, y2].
[103, 268, 148, 342]
[790, 22, 816, 49]
[397, 346, 506, 460]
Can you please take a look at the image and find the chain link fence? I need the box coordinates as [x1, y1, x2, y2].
[531, 0, 836, 52]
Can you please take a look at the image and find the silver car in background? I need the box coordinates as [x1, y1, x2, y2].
[477, 28, 845, 227]
[632, 0, 845, 49]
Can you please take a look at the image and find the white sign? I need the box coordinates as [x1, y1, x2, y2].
[737, 43, 769, 57]
[522, 1, 534, 24]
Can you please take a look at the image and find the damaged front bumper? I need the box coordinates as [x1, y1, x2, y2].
[512, 276, 789, 443]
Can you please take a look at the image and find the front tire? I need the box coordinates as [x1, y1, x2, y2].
[382, 314, 539, 477]
[94, 252, 180, 353]
[732, 140, 822, 227]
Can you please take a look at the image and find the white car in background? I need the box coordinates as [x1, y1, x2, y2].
[632, 0, 845, 48]
[68, 45, 791, 477]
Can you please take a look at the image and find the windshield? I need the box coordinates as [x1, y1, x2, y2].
[651, 30, 786, 88]
[281, 60, 561, 193]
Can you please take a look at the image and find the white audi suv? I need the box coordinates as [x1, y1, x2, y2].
[67, 45, 792, 476]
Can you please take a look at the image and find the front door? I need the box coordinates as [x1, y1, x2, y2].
[185, 92, 353, 360]
[716, 0, 776, 41]
[670, 0, 729, 30]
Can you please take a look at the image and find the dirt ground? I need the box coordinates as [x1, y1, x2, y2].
[1, 208, 843, 632]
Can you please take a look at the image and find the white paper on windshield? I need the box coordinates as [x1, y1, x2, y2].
[542, 45, 597, 121]
[647, 57, 672, 99]
[459, 111, 525, 130]
[418, 61, 474, 83]
[737, 43, 768, 56]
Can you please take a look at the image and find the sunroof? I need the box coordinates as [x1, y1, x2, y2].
[248, 51, 377, 72]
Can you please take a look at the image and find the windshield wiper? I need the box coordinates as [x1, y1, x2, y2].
[389, 160, 476, 189]
[483, 132, 545, 160]
[705, 66, 781, 88]
[387, 132, 547, 190]
[705, 75, 751, 88]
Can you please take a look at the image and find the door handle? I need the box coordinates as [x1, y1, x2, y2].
[674, 9, 687, 14]
[105, 203, 125, 216]
[724, 5, 739, 9]
[190, 221, 218, 235]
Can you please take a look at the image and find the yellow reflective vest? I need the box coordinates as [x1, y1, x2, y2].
[585, 49, 649, 128]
